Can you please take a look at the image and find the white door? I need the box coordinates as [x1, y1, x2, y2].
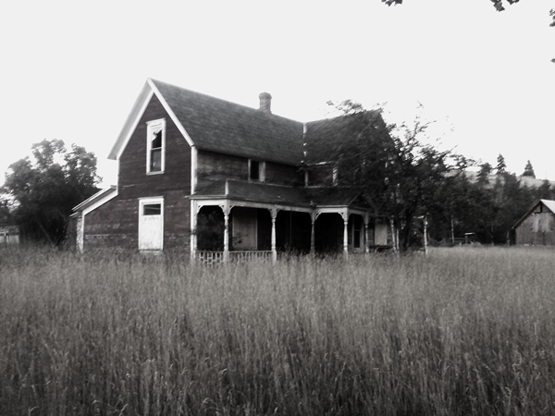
[139, 198, 164, 251]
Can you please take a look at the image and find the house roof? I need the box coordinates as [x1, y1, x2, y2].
[71, 186, 117, 215]
[109, 79, 388, 168]
[109, 79, 305, 166]
[304, 186, 367, 207]
[513, 199, 555, 229]
[304, 111, 384, 165]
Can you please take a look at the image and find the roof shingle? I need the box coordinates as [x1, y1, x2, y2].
[151, 79, 305, 166]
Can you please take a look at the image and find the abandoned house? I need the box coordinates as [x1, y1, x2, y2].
[71, 79, 391, 261]
[513, 199, 555, 246]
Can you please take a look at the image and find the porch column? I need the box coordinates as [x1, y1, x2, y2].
[342, 209, 349, 259]
[223, 203, 230, 262]
[271, 207, 278, 264]
[364, 213, 370, 254]
[310, 211, 317, 255]
[191, 200, 198, 260]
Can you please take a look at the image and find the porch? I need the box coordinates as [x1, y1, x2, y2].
[190, 180, 387, 263]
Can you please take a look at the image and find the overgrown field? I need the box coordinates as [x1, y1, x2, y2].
[1, 246, 555, 415]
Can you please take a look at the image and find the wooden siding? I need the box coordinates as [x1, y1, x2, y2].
[197, 150, 247, 190]
[265, 161, 303, 186]
[196, 150, 303, 191]
[84, 94, 192, 252]
[515, 209, 555, 246]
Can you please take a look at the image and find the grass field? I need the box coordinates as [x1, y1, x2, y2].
[1, 246, 555, 415]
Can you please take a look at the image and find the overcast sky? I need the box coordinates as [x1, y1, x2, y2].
[1, 0, 553, 188]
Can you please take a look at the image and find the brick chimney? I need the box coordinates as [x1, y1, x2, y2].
[259, 92, 272, 114]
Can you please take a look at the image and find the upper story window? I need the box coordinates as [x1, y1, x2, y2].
[249, 159, 265, 182]
[146, 119, 166, 174]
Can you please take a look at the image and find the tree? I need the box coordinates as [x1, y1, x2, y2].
[536, 179, 553, 200]
[496, 154, 507, 175]
[0, 199, 12, 225]
[331, 101, 466, 252]
[382, 0, 551, 17]
[1, 139, 100, 245]
[382, 0, 555, 40]
[522, 160, 536, 178]
[477, 162, 493, 185]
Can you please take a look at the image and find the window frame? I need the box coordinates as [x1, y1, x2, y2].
[248, 159, 266, 182]
[146, 118, 166, 174]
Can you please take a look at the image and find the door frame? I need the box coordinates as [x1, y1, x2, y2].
[138, 196, 164, 251]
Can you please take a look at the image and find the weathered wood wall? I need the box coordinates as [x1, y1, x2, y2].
[196, 150, 303, 190]
[515, 207, 555, 246]
[83, 94, 192, 252]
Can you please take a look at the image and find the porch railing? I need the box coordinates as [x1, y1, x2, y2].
[196, 250, 273, 264]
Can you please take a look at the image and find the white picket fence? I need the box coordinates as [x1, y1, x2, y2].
[197, 250, 273, 265]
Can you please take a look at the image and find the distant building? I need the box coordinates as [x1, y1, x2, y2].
[513, 199, 555, 246]
[0, 225, 19, 245]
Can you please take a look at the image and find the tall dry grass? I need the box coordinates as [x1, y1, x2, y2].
[1, 246, 555, 415]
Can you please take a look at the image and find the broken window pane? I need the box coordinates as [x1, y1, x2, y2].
[152, 130, 162, 149]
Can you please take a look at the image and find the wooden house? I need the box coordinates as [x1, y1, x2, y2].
[513, 199, 555, 246]
[71, 79, 391, 260]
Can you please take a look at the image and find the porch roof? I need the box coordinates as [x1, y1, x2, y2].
[191, 180, 370, 210]
[191, 180, 311, 207]
[304, 186, 367, 207]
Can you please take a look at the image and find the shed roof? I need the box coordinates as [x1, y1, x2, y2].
[71, 186, 117, 215]
[541, 199, 555, 214]
[512, 199, 555, 229]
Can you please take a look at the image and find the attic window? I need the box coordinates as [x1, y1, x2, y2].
[146, 119, 166, 173]
[249, 160, 265, 182]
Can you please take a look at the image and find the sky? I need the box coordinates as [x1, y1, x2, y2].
[1, 0, 553, 189]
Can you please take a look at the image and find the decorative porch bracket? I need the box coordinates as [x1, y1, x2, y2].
[339, 208, 349, 259]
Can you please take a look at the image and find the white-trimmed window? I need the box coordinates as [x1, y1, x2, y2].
[146, 119, 166, 173]
[249, 159, 265, 182]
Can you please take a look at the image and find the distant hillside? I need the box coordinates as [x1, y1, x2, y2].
[462, 171, 555, 189]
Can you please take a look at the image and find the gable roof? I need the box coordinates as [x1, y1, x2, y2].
[109, 79, 305, 166]
[542, 199, 555, 213]
[71, 186, 117, 216]
[513, 199, 555, 229]
[304, 110, 385, 165]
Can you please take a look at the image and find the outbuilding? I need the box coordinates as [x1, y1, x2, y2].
[513, 199, 555, 246]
